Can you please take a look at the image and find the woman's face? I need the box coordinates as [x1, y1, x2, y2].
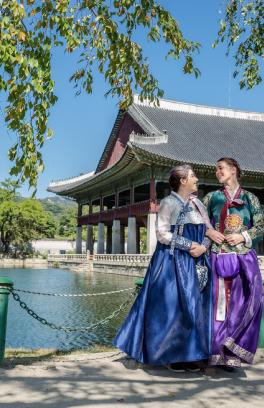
[215, 161, 237, 184]
[183, 169, 199, 193]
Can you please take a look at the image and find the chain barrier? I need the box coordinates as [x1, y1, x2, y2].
[12, 287, 135, 297]
[9, 287, 138, 333]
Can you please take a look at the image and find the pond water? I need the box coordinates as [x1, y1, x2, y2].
[0, 268, 136, 350]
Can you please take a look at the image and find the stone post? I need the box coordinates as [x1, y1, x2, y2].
[127, 217, 137, 254]
[86, 224, 94, 255]
[97, 222, 105, 254]
[112, 219, 121, 254]
[147, 213, 157, 255]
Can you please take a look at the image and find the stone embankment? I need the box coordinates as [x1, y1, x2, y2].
[0, 258, 48, 269]
[48, 254, 264, 279]
[1, 255, 263, 280]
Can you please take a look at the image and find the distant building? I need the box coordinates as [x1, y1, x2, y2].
[32, 239, 86, 255]
[48, 96, 264, 255]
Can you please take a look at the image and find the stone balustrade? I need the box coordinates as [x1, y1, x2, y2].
[47, 253, 89, 264]
[46, 254, 264, 279]
[93, 254, 151, 264]
[93, 253, 151, 277]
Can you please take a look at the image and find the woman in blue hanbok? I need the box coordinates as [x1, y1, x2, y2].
[113, 165, 213, 370]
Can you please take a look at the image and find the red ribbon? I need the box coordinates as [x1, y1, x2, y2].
[219, 187, 243, 234]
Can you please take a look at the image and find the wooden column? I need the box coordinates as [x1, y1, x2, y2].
[76, 226, 82, 254]
[76, 203, 82, 254]
[150, 177, 156, 203]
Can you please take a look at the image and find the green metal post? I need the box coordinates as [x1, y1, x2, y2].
[0, 277, 13, 364]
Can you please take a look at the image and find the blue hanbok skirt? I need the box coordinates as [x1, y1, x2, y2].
[113, 223, 212, 365]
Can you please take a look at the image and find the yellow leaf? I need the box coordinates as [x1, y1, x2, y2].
[18, 31, 26, 42]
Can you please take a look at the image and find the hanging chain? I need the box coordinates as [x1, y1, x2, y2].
[9, 287, 138, 333]
[12, 287, 135, 297]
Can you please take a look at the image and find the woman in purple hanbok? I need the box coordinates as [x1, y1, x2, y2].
[204, 157, 264, 368]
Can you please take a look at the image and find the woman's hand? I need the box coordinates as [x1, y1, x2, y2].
[189, 242, 207, 258]
[206, 229, 225, 244]
[225, 233, 245, 246]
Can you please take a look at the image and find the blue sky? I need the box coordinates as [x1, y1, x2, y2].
[0, 1, 263, 198]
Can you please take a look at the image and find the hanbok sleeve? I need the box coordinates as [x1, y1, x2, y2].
[192, 197, 212, 249]
[202, 192, 215, 244]
[245, 191, 264, 246]
[156, 198, 193, 251]
[202, 236, 211, 250]
[156, 199, 173, 245]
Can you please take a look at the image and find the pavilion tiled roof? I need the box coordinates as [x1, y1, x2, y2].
[48, 96, 264, 195]
[127, 96, 264, 174]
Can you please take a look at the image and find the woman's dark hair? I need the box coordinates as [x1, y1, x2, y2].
[169, 164, 193, 192]
[217, 157, 242, 180]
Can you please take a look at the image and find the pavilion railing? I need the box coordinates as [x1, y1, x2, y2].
[46, 254, 264, 278]
[93, 254, 151, 265]
[78, 199, 159, 225]
[47, 254, 89, 263]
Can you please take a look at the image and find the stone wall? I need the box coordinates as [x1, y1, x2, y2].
[93, 255, 264, 279]
[0, 258, 48, 269]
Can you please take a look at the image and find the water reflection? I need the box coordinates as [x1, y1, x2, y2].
[1, 268, 136, 350]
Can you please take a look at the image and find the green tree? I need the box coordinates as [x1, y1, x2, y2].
[0, 178, 21, 202]
[215, 0, 264, 89]
[0, 197, 57, 256]
[0, 1, 263, 188]
[58, 207, 77, 239]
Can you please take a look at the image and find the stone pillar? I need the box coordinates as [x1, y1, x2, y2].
[147, 213, 157, 255]
[76, 226, 82, 254]
[97, 222, 105, 254]
[127, 217, 137, 254]
[120, 225, 125, 254]
[112, 219, 121, 254]
[86, 224, 93, 255]
[106, 225, 112, 254]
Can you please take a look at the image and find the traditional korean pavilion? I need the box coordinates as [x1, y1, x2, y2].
[48, 95, 264, 255]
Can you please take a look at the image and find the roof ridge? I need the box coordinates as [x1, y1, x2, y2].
[133, 94, 264, 122]
[128, 103, 165, 136]
[48, 171, 95, 188]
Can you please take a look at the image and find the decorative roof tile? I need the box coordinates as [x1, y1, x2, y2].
[129, 97, 264, 173]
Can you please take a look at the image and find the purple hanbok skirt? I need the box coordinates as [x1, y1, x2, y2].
[211, 249, 263, 367]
